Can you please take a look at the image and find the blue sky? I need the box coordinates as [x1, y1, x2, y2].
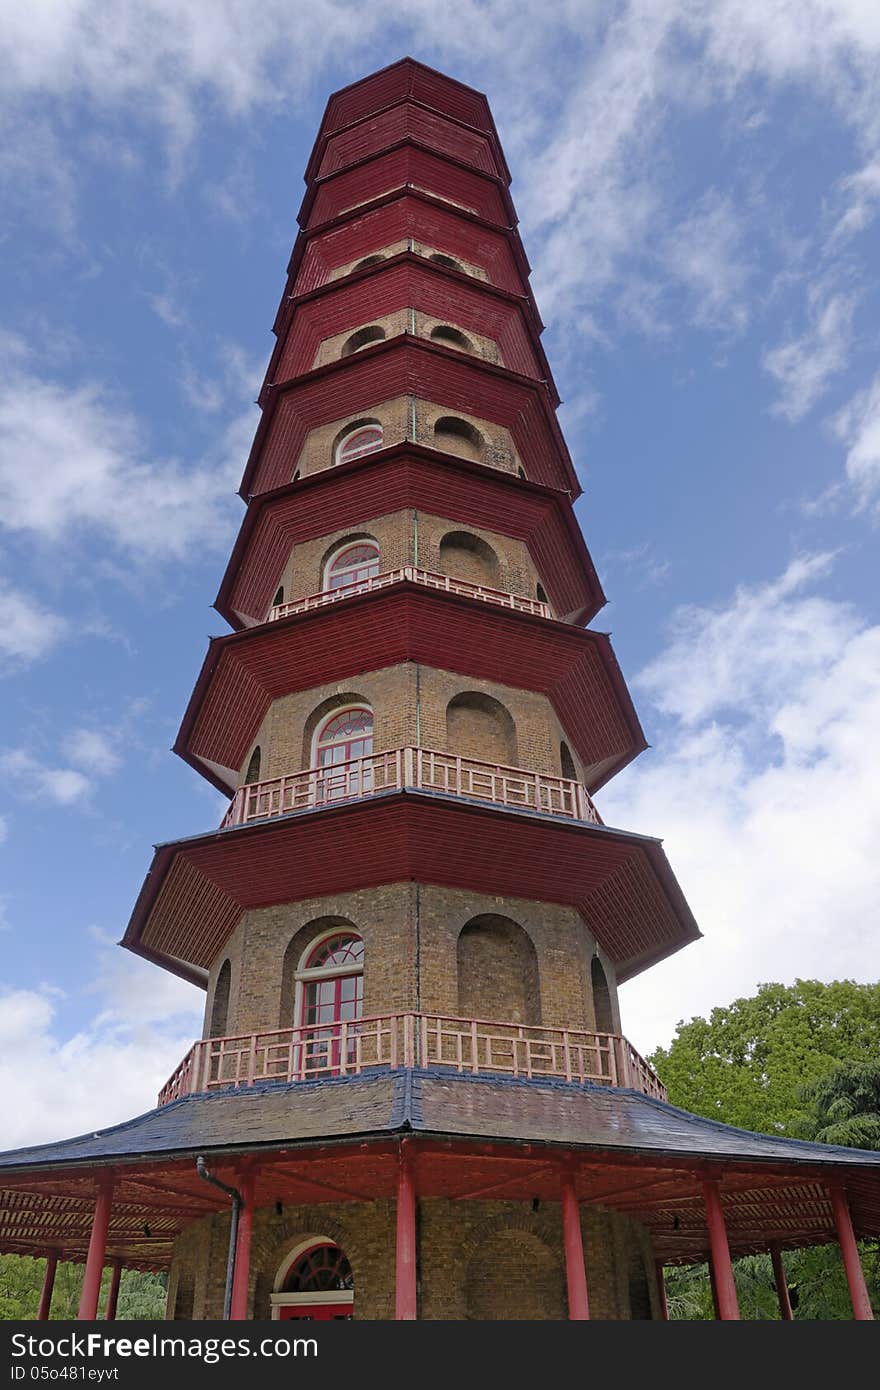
[1, 2, 879, 1146]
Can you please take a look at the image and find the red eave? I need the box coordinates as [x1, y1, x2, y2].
[122, 792, 700, 984]
[261, 250, 559, 408]
[214, 445, 605, 630]
[240, 335, 579, 500]
[271, 186, 541, 340]
[174, 584, 644, 796]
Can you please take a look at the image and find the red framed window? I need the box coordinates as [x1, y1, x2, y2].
[299, 935, 364, 1076]
[325, 541, 380, 593]
[314, 707, 373, 796]
[335, 423, 383, 465]
[276, 1243, 354, 1320]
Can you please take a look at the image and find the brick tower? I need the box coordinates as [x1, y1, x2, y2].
[3, 60, 877, 1325]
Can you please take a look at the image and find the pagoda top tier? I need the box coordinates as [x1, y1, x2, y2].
[305, 57, 511, 186]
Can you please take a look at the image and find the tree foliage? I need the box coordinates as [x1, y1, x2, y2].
[0, 1255, 166, 1320]
[649, 979, 880, 1136]
[652, 979, 880, 1319]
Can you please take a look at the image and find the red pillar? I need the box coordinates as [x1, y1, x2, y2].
[560, 1171, 590, 1320]
[78, 1179, 114, 1320]
[105, 1259, 122, 1321]
[770, 1244, 793, 1321]
[830, 1183, 874, 1320]
[654, 1261, 669, 1321]
[395, 1142, 417, 1320]
[702, 1178, 739, 1320]
[37, 1251, 59, 1321]
[229, 1173, 254, 1320]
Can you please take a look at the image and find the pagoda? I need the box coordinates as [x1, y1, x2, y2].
[1, 59, 877, 1322]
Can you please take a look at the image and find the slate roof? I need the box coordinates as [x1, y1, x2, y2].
[1, 1069, 879, 1174]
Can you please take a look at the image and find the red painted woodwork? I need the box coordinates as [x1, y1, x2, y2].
[216, 449, 603, 630]
[157, 1010, 665, 1107]
[560, 1171, 590, 1320]
[244, 338, 577, 498]
[125, 793, 698, 985]
[303, 143, 511, 231]
[769, 1243, 793, 1320]
[287, 192, 529, 302]
[829, 1183, 874, 1320]
[105, 1259, 122, 1320]
[318, 60, 498, 149]
[702, 1179, 740, 1320]
[272, 257, 548, 389]
[316, 103, 500, 180]
[230, 1173, 255, 1320]
[37, 1250, 58, 1320]
[395, 1145, 417, 1320]
[77, 1180, 113, 1320]
[177, 589, 642, 794]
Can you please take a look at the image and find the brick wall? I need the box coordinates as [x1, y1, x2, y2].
[166, 1188, 658, 1320]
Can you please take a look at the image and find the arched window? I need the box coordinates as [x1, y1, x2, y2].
[536, 583, 548, 606]
[313, 707, 374, 802]
[272, 1241, 355, 1320]
[334, 421, 384, 466]
[430, 252, 461, 270]
[433, 416, 484, 461]
[272, 585, 284, 608]
[341, 325, 386, 357]
[244, 746, 262, 785]
[429, 324, 474, 353]
[353, 254, 385, 271]
[324, 540, 379, 594]
[298, 933, 365, 1079]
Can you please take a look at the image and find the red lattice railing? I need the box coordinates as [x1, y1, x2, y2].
[268, 567, 550, 621]
[222, 747, 602, 828]
[158, 1012, 666, 1107]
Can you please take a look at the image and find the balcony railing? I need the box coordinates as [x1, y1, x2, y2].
[268, 567, 550, 621]
[222, 746, 602, 829]
[158, 1012, 667, 1107]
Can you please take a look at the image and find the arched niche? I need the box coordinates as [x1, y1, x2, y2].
[429, 324, 474, 354]
[560, 741, 577, 781]
[433, 415, 484, 461]
[341, 324, 386, 357]
[438, 531, 499, 589]
[457, 914, 540, 1025]
[446, 691, 517, 766]
[209, 959, 231, 1038]
[591, 956, 614, 1035]
[244, 746, 262, 785]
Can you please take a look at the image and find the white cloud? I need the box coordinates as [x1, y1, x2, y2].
[834, 370, 880, 514]
[828, 160, 880, 247]
[0, 938, 202, 1147]
[0, 580, 67, 668]
[603, 553, 880, 1053]
[0, 358, 249, 561]
[63, 728, 122, 776]
[662, 191, 751, 334]
[763, 287, 859, 421]
[0, 750, 91, 806]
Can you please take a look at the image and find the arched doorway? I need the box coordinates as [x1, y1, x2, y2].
[297, 931, 364, 1076]
[271, 1241, 354, 1320]
[313, 706, 374, 801]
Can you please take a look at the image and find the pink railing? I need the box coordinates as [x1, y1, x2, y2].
[268, 567, 550, 621]
[158, 1012, 666, 1107]
[222, 747, 602, 828]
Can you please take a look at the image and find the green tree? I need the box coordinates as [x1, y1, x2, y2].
[0, 1255, 166, 1320]
[650, 979, 880, 1136]
[653, 980, 880, 1319]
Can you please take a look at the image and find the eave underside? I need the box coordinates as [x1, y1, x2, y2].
[1, 1073, 878, 1272]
